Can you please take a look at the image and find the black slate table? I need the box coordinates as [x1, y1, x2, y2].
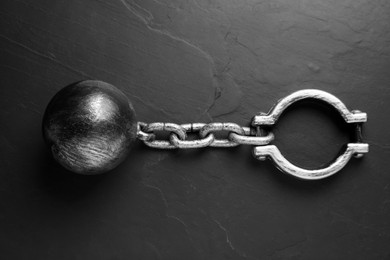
[0, 0, 389, 259]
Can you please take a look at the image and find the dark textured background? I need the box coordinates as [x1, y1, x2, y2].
[0, 0, 389, 259]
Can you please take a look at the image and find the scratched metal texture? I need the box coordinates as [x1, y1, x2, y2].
[0, 0, 389, 259]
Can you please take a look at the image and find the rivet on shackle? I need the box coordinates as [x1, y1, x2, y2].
[42, 81, 368, 180]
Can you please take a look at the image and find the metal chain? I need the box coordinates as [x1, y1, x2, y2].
[137, 122, 274, 149]
[136, 89, 368, 180]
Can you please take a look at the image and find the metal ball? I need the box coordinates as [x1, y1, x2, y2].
[42, 80, 137, 175]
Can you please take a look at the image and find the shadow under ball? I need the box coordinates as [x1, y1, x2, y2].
[42, 80, 137, 174]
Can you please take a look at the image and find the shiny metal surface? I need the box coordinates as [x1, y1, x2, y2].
[198, 122, 245, 147]
[252, 89, 367, 126]
[138, 122, 271, 149]
[42, 80, 137, 175]
[141, 122, 187, 149]
[253, 144, 369, 180]
[44, 83, 368, 179]
[136, 90, 368, 179]
[170, 133, 215, 149]
[228, 132, 274, 146]
[251, 89, 368, 180]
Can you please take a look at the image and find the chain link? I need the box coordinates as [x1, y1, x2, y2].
[137, 121, 273, 149]
[198, 122, 245, 147]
